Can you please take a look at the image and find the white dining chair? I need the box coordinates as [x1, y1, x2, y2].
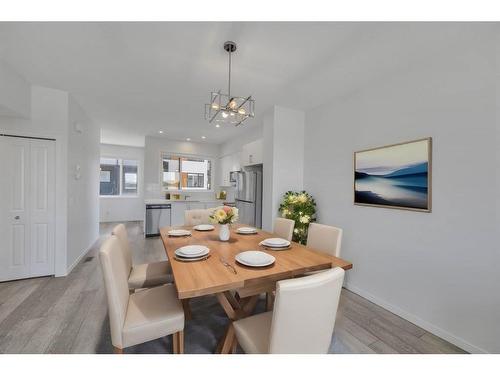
[306, 223, 343, 257]
[99, 235, 185, 354]
[273, 217, 295, 241]
[184, 208, 216, 226]
[112, 224, 172, 290]
[233, 267, 344, 354]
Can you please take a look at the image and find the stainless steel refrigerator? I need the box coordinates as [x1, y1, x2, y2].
[234, 169, 262, 228]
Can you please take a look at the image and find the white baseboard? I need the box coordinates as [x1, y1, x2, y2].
[64, 237, 98, 276]
[343, 282, 488, 354]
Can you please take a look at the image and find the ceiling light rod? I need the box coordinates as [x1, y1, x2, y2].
[225, 41, 234, 100]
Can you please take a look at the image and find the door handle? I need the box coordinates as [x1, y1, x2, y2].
[14, 215, 20, 220]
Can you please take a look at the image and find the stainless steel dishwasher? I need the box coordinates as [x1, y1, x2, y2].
[145, 204, 171, 237]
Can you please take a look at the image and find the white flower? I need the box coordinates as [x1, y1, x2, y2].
[299, 215, 310, 224]
[298, 194, 308, 203]
[294, 228, 299, 233]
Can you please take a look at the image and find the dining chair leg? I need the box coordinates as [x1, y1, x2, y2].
[113, 346, 124, 354]
[182, 299, 192, 320]
[173, 332, 179, 354]
[265, 292, 275, 311]
[177, 330, 184, 354]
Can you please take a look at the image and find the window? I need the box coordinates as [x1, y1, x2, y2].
[161, 154, 211, 191]
[100, 158, 139, 196]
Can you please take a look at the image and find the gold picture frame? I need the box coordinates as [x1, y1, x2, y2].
[353, 137, 432, 212]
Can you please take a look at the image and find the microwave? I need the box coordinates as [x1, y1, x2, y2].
[229, 171, 239, 186]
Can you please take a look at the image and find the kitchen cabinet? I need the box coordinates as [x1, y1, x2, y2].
[187, 202, 205, 210]
[240, 139, 263, 166]
[170, 204, 185, 227]
[163, 201, 224, 227]
[218, 152, 241, 187]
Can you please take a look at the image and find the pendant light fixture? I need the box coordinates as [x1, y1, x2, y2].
[205, 41, 255, 126]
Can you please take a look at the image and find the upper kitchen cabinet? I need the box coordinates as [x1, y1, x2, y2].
[240, 139, 263, 166]
[218, 151, 241, 186]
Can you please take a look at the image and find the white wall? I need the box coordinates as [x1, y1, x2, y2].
[1, 86, 71, 276]
[262, 106, 305, 231]
[303, 29, 499, 353]
[219, 124, 263, 157]
[144, 136, 220, 200]
[66, 96, 100, 270]
[100, 144, 145, 222]
[0, 60, 30, 117]
[0, 84, 100, 276]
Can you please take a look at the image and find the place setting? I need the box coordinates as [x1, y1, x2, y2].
[193, 224, 215, 231]
[235, 250, 276, 268]
[174, 245, 210, 262]
[168, 229, 192, 237]
[236, 226, 258, 235]
[259, 237, 292, 250]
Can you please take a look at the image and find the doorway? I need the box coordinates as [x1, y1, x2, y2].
[0, 135, 56, 281]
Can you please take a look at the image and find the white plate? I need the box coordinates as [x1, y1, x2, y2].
[168, 229, 191, 237]
[175, 245, 210, 258]
[235, 251, 275, 267]
[260, 238, 290, 247]
[174, 254, 210, 262]
[194, 224, 215, 231]
[237, 227, 258, 234]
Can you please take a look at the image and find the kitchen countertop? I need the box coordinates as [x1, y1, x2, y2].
[145, 199, 231, 205]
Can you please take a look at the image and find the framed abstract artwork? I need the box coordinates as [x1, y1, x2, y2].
[354, 138, 432, 212]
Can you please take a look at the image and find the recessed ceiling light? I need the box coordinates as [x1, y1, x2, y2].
[186, 138, 191, 141]
[201, 136, 206, 139]
[215, 124, 220, 128]
[158, 130, 163, 134]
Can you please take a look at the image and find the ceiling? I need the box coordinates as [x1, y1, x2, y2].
[0, 22, 483, 146]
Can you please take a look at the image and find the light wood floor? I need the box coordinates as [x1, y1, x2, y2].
[0, 221, 467, 354]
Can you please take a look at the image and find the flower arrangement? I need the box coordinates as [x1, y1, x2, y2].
[210, 206, 239, 225]
[278, 191, 316, 244]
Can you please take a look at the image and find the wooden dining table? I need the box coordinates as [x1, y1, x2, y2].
[160, 223, 353, 354]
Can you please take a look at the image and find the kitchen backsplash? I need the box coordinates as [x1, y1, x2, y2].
[144, 183, 233, 202]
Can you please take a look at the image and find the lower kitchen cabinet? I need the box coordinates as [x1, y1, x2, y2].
[169, 201, 223, 227]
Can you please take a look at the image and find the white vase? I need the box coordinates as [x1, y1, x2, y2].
[219, 224, 230, 241]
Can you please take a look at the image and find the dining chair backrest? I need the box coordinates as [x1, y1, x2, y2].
[184, 208, 213, 226]
[99, 235, 131, 348]
[269, 267, 345, 354]
[111, 223, 132, 272]
[273, 218, 295, 241]
[306, 223, 343, 258]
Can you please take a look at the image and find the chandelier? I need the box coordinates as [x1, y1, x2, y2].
[205, 41, 255, 126]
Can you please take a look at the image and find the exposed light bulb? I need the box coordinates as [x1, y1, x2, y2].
[186, 138, 191, 141]
[229, 100, 237, 109]
[211, 103, 219, 110]
[201, 136, 206, 139]
[238, 108, 246, 115]
[158, 130, 163, 134]
[230, 112, 235, 116]
[215, 124, 220, 128]
[221, 111, 229, 119]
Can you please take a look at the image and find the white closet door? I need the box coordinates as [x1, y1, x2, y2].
[29, 139, 56, 277]
[0, 136, 56, 281]
[0, 137, 31, 281]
